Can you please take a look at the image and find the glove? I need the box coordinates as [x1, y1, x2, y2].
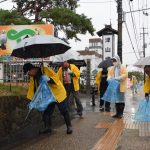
[48, 78, 55, 84]
[145, 96, 149, 100]
[115, 77, 121, 80]
[71, 73, 76, 77]
[145, 93, 149, 100]
[107, 78, 112, 83]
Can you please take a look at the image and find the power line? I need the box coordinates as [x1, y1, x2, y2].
[128, 1, 140, 56]
[138, 0, 141, 43]
[125, 7, 150, 13]
[131, 2, 142, 53]
[124, 21, 139, 60]
[123, 51, 140, 54]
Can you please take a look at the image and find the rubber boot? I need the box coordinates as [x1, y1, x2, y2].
[39, 115, 52, 134]
[112, 103, 120, 118]
[117, 103, 125, 118]
[63, 111, 73, 134]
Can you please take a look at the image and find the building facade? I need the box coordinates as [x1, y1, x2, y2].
[89, 38, 103, 55]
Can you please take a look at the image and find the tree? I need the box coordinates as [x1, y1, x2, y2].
[128, 71, 144, 81]
[12, 0, 95, 40]
[0, 9, 31, 25]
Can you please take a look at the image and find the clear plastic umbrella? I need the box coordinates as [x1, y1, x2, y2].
[134, 56, 150, 68]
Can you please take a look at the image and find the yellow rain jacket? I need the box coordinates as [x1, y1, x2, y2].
[95, 71, 102, 95]
[144, 76, 150, 94]
[131, 77, 138, 86]
[27, 67, 67, 103]
[57, 64, 80, 91]
[108, 65, 128, 92]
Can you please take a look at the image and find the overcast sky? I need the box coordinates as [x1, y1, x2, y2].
[69, 0, 150, 65]
[1, 0, 150, 65]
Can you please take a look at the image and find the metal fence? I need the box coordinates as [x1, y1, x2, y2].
[1, 61, 50, 86]
[1, 61, 96, 93]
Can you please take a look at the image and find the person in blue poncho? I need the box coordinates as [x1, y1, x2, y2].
[144, 65, 150, 100]
[134, 65, 150, 121]
[23, 63, 72, 134]
[106, 55, 128, 118]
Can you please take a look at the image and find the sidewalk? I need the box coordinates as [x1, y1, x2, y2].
[12, 89, 150, 150]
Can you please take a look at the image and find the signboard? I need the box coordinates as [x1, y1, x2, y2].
[102, 35, 114, 60]
[0, 24, 54, 58]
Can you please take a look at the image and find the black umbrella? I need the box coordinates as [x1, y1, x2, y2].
[67, 59, 87, 68]
[98, 57, 113, 68]
[11, 35, 71, 59]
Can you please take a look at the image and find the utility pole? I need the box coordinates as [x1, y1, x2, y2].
[140, 27, 148, 83]
[117, 0, 123, 63]
[86, 59, 91, 94]
[141, 27, 148, 57]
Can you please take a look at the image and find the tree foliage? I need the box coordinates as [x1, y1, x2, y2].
[0, 9, 31, 25]
[128, 71, 144, 81]
[41, 7, 94, 40]
[12, 0, 95, 40]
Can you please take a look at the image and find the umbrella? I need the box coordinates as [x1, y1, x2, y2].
[49, 59, 86, 70]
[67, 59, 87, 68]
[134, 56, 150, 68]
[11, 35, 71, 59]
[51, 49, 83, 62]
[98, 57, 113, 68]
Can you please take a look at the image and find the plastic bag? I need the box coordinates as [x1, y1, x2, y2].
[134, 99, 150, 122]
[102, 79, 124, 103]
[28, 75, 56, 112]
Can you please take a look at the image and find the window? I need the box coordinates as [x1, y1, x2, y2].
[105, 37, 110, 43]
[105, 47, 111, 52]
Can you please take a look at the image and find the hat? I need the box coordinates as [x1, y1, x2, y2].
[111, 58, 117, 62]
[111, 57, 117, 62]
[23, 63, 34, 74]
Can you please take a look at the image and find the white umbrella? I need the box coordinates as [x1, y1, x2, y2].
[11, 35, 71, 59]
[134, 56, 150, 68]
[50, 50, 86, 68]
[51, 49, 83, 62]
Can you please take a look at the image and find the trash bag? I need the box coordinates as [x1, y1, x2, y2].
[102, 79, 124, 103]
[28, 75, 56, 112]
[137, 83, 141, 90]
[134, 99, 150, 122]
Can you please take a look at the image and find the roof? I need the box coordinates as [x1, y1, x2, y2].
[77, 50, 102, 58]
[89, 38, 102, 43]
[97, 25, 118, 36]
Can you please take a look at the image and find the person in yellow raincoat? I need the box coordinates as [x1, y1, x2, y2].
[57, 61, 83, 117]
[131, 75, 138, 95]
[107, 55, 128, 118]
[95, 68, 110, 112]
[23, 63, 72, 134]
[144, 65, 150, 100]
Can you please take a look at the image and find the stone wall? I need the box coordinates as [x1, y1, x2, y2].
[0, 96, 75, 150]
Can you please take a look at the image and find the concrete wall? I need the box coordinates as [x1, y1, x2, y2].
[0, 96, 75, 150]
[0, 63, 4, 83]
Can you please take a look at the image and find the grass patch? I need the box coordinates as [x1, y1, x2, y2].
[0, 83, 28, 96]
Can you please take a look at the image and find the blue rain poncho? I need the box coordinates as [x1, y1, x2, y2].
[102, 79, 124, 103]
[28, 75, 56, 112]
[134, 99, 150, 122]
